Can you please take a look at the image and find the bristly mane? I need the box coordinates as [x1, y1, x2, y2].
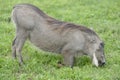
[47, 18, 97, 35]
[63, 22, 97, 35]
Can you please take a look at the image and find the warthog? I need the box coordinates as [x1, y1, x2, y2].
[11, 3, 105, 67]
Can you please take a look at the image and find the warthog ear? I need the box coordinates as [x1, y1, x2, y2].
[99, 42, 104, 48]
[100, 42, 104, 47]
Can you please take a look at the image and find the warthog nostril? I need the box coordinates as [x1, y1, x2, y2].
[101, 62, 105, 65]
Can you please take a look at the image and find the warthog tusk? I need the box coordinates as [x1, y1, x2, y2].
[92, 53, 98, 67]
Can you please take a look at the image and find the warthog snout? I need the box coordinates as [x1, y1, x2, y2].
[98, 60, 105, 66]
[91, 42, 106, 67]
[92, 54, 106, 67]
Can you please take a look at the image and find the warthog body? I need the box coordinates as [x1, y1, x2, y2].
[12, 4, 105, 67]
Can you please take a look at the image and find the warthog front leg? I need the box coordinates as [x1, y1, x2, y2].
[12, 29, 28, 65]
[62, 50, 75, 68]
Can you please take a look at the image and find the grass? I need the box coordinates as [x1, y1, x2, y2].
[0, 0, 120, 80]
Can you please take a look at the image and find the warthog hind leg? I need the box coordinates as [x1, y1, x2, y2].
[12, 37, 17, 59]
[12, 28, 28, 65]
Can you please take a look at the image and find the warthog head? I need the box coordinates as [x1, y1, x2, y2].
[94, 42, 105, 67]
[86, 36, 106, 67]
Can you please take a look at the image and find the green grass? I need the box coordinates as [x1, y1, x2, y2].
[0, 0, 120, 80]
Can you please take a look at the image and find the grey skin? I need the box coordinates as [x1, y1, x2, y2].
[11, 4, 105, 67]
